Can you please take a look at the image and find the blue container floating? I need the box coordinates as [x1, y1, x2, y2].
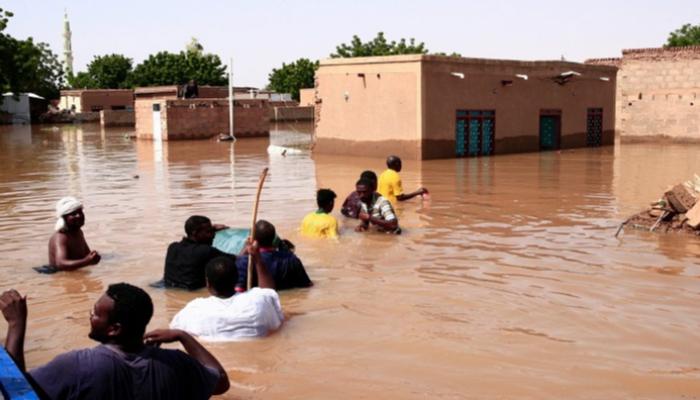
[0, 347, 38, 400]
[213, 228, 250, 255]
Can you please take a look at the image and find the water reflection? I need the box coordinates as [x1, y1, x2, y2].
[1, 123, 700, 398]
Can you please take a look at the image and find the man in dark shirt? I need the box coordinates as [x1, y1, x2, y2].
[0, 283, 229, 399]
[163, 216, 232, 290]
[235, 220, 313, 291]
[341, 170, 377, 218]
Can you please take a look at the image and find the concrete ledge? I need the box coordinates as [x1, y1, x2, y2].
[620, 134, 700, 144]
[318, 131, 615, 160]
[314, 137, 421, 159]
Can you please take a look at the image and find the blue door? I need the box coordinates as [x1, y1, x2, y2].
[539, 115, 561, 151]
[455, 110, 495, 157]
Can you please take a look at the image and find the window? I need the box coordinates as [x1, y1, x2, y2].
[455, 110, 495, 157]
[586, 108, 603, 147]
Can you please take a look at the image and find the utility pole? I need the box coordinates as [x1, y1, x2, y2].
[228, 57, 235, 140]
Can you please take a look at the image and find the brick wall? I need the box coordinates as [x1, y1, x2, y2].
[589, 46, 700, 141]
[74, 112, 100, 122]
[135, 98, 269, 140]
[100, 109, 135, 126]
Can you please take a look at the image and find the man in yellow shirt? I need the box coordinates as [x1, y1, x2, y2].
[301, 189, 339, 239]
[377, 155, 428, 205]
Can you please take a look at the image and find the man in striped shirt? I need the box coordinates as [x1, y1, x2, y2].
[355, 178, 401, 234]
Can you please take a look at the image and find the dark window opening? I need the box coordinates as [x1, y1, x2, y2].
[586, 108, 603, 147]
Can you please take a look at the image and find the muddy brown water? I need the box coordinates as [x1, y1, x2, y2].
[1, 123, 699, 399]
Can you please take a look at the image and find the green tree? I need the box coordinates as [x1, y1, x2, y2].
[267, 58, 318, 101]
[131, 46, 226, 87]
[666, 23, 700, 47]
[432, 51, 462, 57]
[330, 32, 428, 58]
[67, 71, 95, 89]
[0, 8, 63, 99]
[68, 54, 133, 89]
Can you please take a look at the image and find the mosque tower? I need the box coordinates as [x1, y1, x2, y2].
[62, 10, 74, 76]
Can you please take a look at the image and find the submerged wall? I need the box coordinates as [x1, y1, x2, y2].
[100, 109, 135, 126]
[135, 98, 269, 140]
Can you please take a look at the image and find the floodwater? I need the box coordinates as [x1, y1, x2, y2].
[1, 122, 699, 399]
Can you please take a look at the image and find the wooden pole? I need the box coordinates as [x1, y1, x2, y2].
[247, 167, 269, 290]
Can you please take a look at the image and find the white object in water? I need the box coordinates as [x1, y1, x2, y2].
[267, 144, 306, 156]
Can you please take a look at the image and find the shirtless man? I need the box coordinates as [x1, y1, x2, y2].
[48, 197, 101, 271]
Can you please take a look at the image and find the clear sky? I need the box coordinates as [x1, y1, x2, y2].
[4, 0, 700, 88]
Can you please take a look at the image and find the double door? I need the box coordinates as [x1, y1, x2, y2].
[456, 110, 495, 157]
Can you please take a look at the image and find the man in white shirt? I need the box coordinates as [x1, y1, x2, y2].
[170, 240, 283, 341]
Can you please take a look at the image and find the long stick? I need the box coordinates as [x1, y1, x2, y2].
[649, 211, 669, 233]
[247, 167, 269, 290]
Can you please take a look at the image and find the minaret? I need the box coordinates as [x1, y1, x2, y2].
[62, 10, 74, 76]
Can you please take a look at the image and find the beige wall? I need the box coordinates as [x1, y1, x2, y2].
[314, 56, 423, 158]
[299, 88, 315, 106]
[59, 95, 81, 112]
[422, 58, 617, 158]
[617, 47, 700, 141]
[587, 46, 700, 142]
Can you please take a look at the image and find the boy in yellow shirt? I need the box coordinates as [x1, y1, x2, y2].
[301, 189, 339, 239]
[377, 155, 428, 205]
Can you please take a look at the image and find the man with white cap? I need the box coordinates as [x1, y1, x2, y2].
[48, 196, 101, 271]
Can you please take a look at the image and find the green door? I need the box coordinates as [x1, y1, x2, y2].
[539, 115, 560, 151]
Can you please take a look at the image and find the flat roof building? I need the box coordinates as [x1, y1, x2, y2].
[314, 55, 618, 159]
[133, 86, 269, 140]
[59, 89, 134, 113]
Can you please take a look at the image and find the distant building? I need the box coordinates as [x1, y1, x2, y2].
[587, 45, 700, 142]
[59, 89, 134, 112]
[237, 89, 293, 102]
[133, 86, 269, 140]
[314, 54, 617, 159]
[1, 93, 47, 124]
